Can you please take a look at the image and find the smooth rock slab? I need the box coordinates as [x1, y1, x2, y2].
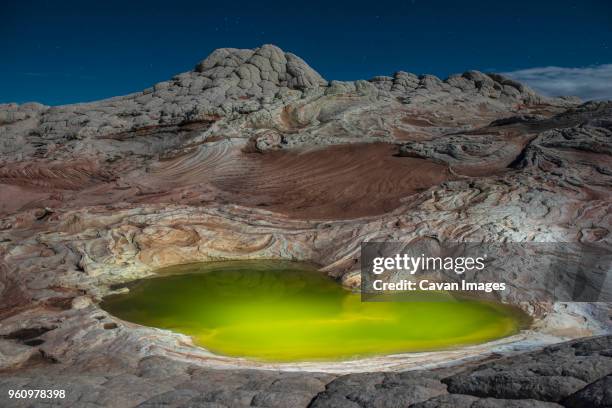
[309, 372, 447, 408]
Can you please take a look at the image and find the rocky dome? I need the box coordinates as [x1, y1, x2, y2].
[194, 44, 328, 90]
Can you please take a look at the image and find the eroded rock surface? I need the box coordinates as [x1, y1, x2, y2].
[0, 45, 611, 407]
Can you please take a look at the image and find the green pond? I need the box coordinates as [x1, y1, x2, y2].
[101, 261, 529, 362]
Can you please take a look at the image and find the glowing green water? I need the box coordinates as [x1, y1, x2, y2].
[101, 261, 529, 362]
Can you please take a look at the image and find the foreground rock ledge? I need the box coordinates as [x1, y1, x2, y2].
[0, 335, 610, 407]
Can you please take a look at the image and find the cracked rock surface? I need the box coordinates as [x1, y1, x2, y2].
[1, 336, 610, 407]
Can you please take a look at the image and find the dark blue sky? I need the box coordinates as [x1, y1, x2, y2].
[2, 0, 611, 105]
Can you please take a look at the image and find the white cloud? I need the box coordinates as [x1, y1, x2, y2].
[502, 64, 612, 101]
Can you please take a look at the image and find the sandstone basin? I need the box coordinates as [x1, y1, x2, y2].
[0, 45, 611, 407]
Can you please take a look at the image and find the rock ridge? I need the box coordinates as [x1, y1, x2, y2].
[0, 44, 581, 161]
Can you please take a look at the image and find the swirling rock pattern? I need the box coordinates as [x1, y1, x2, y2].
[0, 45, 610, 407]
